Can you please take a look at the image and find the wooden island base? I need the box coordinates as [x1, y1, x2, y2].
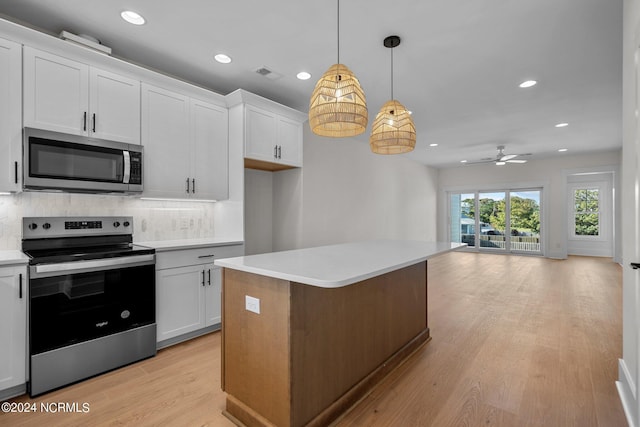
[221, 261, 429, 427]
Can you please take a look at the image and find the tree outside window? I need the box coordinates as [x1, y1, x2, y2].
[574, 188, 599, 236]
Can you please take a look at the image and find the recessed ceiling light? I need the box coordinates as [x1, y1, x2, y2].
[555, 122, 569, 128]
[121, 10, 145, 25]
[460, 160, 468, 163]
[296, 71, 311, 80]
[429, 143, 438, 147]
[519, 80, 537, 88]
[558, 148, 568, 152]
[214, 54, 232, 64]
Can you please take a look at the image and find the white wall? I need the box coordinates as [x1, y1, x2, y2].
[438, 150, 621, 260]
[620, 1, 640, 425]
[244, 169, 273, 255]
[268, 127, 438, 251]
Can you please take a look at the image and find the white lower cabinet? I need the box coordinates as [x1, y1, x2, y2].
[0, 265, 27, 397]
[155, 244, 241, 347]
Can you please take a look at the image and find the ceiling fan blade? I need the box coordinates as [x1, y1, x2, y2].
[465, 159, 496, 164]
[500, 154, 518, 161]
[506, 159, 527, 163]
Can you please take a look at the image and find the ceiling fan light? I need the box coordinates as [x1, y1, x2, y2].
[496, 161, 506, 166]
[370, 100, 416, 154]
[309, 63, 368, 137]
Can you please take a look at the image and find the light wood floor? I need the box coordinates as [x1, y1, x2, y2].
[1, 253, 627, 427]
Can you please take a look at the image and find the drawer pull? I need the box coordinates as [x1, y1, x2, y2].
[198, 254, 215, 259]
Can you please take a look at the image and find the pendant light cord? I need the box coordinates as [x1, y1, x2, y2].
[337, 0, 340, 64]
[390, 46, 394, 100]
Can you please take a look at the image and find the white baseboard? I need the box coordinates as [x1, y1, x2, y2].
[618, 358, 638, 427]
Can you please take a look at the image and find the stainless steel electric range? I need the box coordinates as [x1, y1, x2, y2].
[22, 216, 156, 396]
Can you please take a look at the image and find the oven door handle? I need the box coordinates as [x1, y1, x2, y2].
[32, 254, 155, 277]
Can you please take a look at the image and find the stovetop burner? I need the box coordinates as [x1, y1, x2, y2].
[22, 216, 154, 265]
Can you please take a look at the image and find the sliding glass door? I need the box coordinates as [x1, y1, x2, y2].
[450, 189, 542, 255]
[478, 192, 506, 251]
[510, 190, 541, 253]
[450, 193, 476, 248]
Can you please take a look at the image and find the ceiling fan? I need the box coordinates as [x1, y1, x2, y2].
[468, 145, 531, 166]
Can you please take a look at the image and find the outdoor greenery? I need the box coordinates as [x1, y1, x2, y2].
[574, 189, 600, 236]
[462, 196, 540, 234]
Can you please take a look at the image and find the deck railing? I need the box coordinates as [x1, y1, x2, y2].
[461, 234, 541, 252]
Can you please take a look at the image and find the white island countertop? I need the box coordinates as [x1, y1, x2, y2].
[214, 240, 466, 288]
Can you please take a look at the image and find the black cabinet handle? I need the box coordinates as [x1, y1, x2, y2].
[202, 270, 205, 286]
[192, 178, 195, 194]
[278, 145, 282, 159]
[631, 263, 640, 270]
[19, 273, 22, 299]
[14, 161, 18, 184]
[274, 145, 278, 159]
[207, 269, 211, 285]
[198, 254, 214, 259]
[92, 113, 96, 133]
[186, 178, 190, 193]
[83, 112, 87, 131]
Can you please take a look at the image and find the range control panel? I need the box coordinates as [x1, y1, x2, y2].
[23, 216, 133, 239]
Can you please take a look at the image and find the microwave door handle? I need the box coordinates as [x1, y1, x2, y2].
[123, 151, 131, 184]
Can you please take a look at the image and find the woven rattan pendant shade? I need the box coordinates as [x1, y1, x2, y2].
[370, 100, 416, 154]
[370, 35, 416, 154]
[309, 63, 368, 137]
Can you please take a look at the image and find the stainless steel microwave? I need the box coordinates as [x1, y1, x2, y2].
[23, 127, 143, 193]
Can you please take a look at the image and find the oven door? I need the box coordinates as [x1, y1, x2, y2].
[29, 254, 155, 355]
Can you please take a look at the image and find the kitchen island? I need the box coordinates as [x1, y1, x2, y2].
[215, 240, 465, 427]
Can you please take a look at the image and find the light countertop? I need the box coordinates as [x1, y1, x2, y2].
[0, 250, 30, 267]
[214, 240, 465, 288]
[136, 238, 244, 252]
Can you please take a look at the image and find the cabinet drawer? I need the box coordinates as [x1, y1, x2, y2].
[156, 244, 244, 270]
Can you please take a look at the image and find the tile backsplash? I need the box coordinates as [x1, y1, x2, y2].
[0, 192, 217, 250]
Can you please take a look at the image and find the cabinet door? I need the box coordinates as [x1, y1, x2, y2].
[245, 104, 278, 163]
[141, 83, 191, 198]
[277, 115, 303, 167]
[23, 47, 89, 135]
[156, 265, 206, 342]
[0, 37, 21, 192]
[191, 98, 229, 200]
[89, 68, 141, 144]
[205, 266, 222, 327]
[0, 267, 26, 392]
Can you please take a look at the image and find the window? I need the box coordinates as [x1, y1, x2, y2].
[573, 188, 600, 237]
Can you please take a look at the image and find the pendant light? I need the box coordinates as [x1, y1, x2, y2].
[308, 0, 368, 137]
[370, 35, 416, 154]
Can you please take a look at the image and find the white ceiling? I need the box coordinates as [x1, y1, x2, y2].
[0, 0, 623, 168]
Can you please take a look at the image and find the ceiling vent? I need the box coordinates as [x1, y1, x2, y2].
[254, 66, 283, 81]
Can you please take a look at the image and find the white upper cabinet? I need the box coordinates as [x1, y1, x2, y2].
[23, 46, 141, 144]
[142, 83, 229, 201]
[0, 37, 22, 192]
[141, 83, 190, 198]
[245, 104, 278, 162]
[191, 98, 229, 201]
[227, 89, 306, 171]
[277, 115, 303, 166]
[89, 67, 141, 144]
